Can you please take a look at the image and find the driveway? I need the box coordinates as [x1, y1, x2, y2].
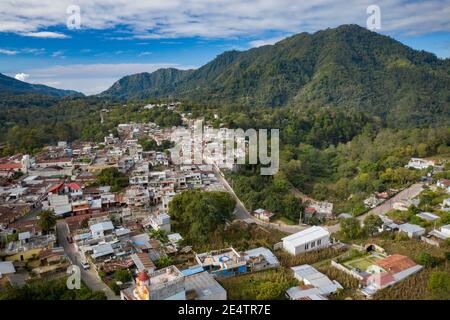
[56, 220, 119, 300]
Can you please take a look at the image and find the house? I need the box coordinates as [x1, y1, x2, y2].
[363, 195, 384, 209]
[0, 162, 25, 177]
[286, 264, 343, 300]
[90, 243, 115, 260]
[361, 254, 423, 296]
[195, 247, 247, 277]
[185, 271, 227, 300]
[281, 226, 330, 255]
[167, 233, 183, 245]
[131, 252, 156, 274]
[416, 212, 440, 222]
[428, 224, 450, 241]
[120, 266, 185, 300]
[406, 158, 435, 170]
[253, 208, 274, 222]
[242, 247, 280, 271]
[309, 201, 334, 219]
[89, 220, 114, 239]
[398, 223, 425, 238]
[43, 194, 72, 217]
[437, 179, 450, 191]
[442, 198, 450, 209]
[145, 213, 171, 232]
[392, 198, 419, 211]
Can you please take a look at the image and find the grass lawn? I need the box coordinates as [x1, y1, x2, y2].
[344, 256, 381, 271]
[275, 217, 296, 225]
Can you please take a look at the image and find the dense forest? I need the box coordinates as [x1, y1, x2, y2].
[101, 24, 450, 128]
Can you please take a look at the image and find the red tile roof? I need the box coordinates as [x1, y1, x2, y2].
[0, 163, 22, 170]
[67, 183, 81, 190]
[48, 183, 64, 193]
[375, 254, 417, 274]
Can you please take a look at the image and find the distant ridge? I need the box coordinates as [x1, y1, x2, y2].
[0, 73, 83, 98]
[101, 24, 450, 126]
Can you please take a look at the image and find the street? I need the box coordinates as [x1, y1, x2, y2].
[212, 165, 307, 234]
[326, 183, 424, 233]
[56, 220, 119, 300]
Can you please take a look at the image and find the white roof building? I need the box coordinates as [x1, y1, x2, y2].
[282, 226, 330, 255]
[90, 220, 114, 238]
[286, 264, 342, 300]
[417, 212, 440, 221]
[398, 223, 425, 238]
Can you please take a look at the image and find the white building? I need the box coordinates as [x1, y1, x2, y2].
[90, 220, 114, 239]
[282, 226, 330, 255]
[398, 223, 425, 238]
[286, 264, 343, 300]
[428, 224, 450, 240]
[406, 158, 435, 170]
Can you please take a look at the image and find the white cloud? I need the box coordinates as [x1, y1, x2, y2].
[14, 73, 30, 81]
[249, 36, 288, 48]
[0, 49, 18, 55]
[17, 63, 195, 95]
[0, 1, 449, 39]
[20, 31, 69, 38]
[51, 50, 65, 58]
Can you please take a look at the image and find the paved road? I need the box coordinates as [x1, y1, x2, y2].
[56, 221, 119, 300]
[326, 183, 424, 233]
[212, 165, 307, 234]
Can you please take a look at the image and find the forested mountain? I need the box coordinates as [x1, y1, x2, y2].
[0, 73, 82, 98]
[101, 24, 450, 127]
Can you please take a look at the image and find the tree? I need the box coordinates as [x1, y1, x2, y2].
[169, 190, 235, 246]
[340, 217, 361, 240]
[282, 195, 303, 222]
[417, 251, 439, 268]
[38, 210, 56, 234]
[155, 255, 173, 268]
[428, 271, 450, 300]
[114, 269, 132, 283]
[149, 229, 168, 243]
[95, 167, 129, 192]
[139, 138, 158, 151]
[362, 215, 383, 236]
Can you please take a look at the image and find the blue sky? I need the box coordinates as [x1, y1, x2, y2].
[0, 0, 449, 95]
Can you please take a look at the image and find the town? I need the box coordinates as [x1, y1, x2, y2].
[1, 102, 449, 301]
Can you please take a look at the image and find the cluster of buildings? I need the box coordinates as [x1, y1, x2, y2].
[120, 245, 280, 300]
[331, 245, 423, 297]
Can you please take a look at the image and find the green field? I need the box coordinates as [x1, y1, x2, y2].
[344, 256, 381, 271]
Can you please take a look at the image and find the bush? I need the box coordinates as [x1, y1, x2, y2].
[416, 251, 440, 268]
